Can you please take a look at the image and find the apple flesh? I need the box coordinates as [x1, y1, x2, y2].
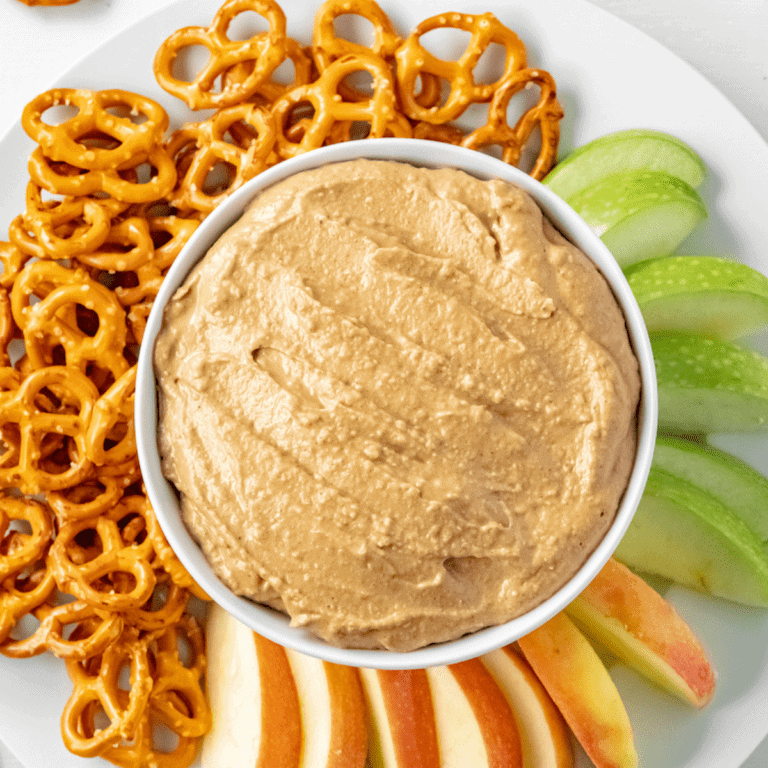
[201, 603, 302, 768]
[284, 648, 368, 768]
[517, 612, 638, 768]
[616, 467, 768, 606]
[567, 170, 706, 267]
[627, 255, 768, 338]
[542, 129, 706, 201]
[652, 435, 768, 546]
[481, 645, 574, 768]
[566, 558, 715, 707]
[652, 331, 768, 433]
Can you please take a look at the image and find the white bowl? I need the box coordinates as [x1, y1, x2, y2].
[136, 138, 658, 670]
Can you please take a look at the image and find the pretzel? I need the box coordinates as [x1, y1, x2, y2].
[271, 52, 403, 158]
[413, 121, 465, 144]
[18, 182, 128, 261]
[395, 12, 528, 123]
[0, 366, 98, 493]
[0, 242, 31, 290]
[15, 0, 81, 6]
[122, 576, 190, 633]
[22, 89, 169, 172]
[225, 37, 316, 106]
[46, 463, 141, 522]
[49, 495, 158, 612]
[28, 146, 177, 204]
[11, 261, 129, 384]
[85, 365, 137, 468]
[167, 103, 277, 213]
[99, 706, 200, 768]
[61, 628, 153, 758]
[313, 0, 401, 67]
[0, 598, 123, 661]
[154, 0, 288, 110]
[461, 67, 563, 180]
[0, 289, 14, 367]
[69, 217, 155, 274]
[149, 614, 211, 738]
[0, 497, 53, 583]
[0, 549, 57, 644]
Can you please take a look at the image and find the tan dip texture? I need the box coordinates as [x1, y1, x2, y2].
[154, 159, 641, 651]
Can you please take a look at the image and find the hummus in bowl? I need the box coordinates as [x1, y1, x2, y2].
[136, 139, 657, 669]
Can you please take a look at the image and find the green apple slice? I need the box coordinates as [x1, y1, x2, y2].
[568, 171, 707, 267]
[542, 129, 707, 201]
[615, 467, 768, 606]
[628, 256, 768, 338]
[653, 436, 768, 547]
[652, 332, 768, 433]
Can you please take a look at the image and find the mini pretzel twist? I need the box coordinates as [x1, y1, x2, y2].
[22, 89, 169, 172]
[395, 12, 528, 123]
[0, 289, 14, 367]
[61, 628, 153, 758]
[0, 497, 54, 582]
[69, 217, 155, 274]
[0, 242, 30, 290]
[28, 146, 177, 204]
[167, 104, 277, 213]
[49, 495, 158, 611]
[0, 366, 98, 493]
[85, 365, 137, 468]
[313, 0, 402, 66]
[17, 182, 129, 261]
[122, 574, 190, 633]
[461, 67, 564, 179]
[45, 463, 141, 522]
[11, 261, 129, 384]
[154, 0, 288, 110]
[271, 52, 402, 159]
[0, 549, 57, 644]
[149, 614, 211, 738]
[0, 598, 123, 661]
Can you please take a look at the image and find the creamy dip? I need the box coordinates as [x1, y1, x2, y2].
[155, 159, 640, 651]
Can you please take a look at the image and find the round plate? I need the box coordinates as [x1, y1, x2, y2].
[1, 0, 768, 766]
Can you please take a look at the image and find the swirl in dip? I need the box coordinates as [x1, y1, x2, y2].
[154, 159, 640, 652]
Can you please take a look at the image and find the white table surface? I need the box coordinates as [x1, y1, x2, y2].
[0, 0, 766, 766]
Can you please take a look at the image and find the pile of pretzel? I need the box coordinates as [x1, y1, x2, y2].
[0, 0, 563, 765]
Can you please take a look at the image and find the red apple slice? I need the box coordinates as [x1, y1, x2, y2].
[481, 645, 574, 768]
[285, 648, 368, 768]
[446, 659, 524, 768]
[360, 668, 440, 768]
[565, 558, 716, 707]
[202, 603, 302, 767]
[518, 612, 638, 768]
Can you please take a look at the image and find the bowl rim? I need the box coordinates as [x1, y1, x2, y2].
[135, 138, 658, 669]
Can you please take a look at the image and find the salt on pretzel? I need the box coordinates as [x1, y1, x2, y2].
[18, 182, 128, 261]
[73, 217, 155, 273]
[61, 628, 153, 758]
[0, 598, 123, 661]
[11, 261, 129, 385]
[271, 51, 403, 158]
[149, 614, 211, 738]
[0, 366, 98, 493]
[0, 497, 53, 583]
[85, 365, 137, 468]
[461, 67, 563, 180]
[49, 495, 158, 612]
[167, 103, 277, 213]
[0, 242, 30, 290]
[28, 145, 177, 205]
[0, 549, 57, 644]
[313, 0, 401, 67]
[154, 0, 288, 110]
[395, 12, 528, 123]
[22, 89, 169, 172]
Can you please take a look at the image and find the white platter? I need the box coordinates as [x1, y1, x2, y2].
[1, 0, 768, 766]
